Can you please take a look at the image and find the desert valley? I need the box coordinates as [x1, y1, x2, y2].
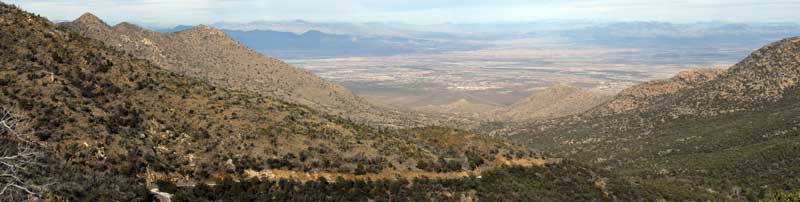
[2, 1, 800, 202]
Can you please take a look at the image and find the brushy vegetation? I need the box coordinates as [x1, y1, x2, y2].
[489, 36, 800, 201]
[0, 1, 534, 178]
[0, 3, 549, 201]
[758, 189, 800, 202]
[167, 163, 654, 202]
[62, 12, 473, 129]
[5, 1, 800, 201]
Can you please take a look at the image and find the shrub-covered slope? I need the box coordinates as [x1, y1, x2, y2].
[494, 37, 800, 201]
[0, 2, 534, 194]
[61, 13, 471, 128]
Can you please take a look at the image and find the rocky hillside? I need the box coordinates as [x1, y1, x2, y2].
[589, 68, 724, 115]
[61, 13, 464, 128]
[495, 37, 800, 201]
[0, 4, 545, 200]
[492, 84, 611, 121]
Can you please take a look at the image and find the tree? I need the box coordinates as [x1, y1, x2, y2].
[416, 160, 429, 171]
[155, 180, 179, 194]
[0, 108, 44, 201]
[354, 164, 367, 175]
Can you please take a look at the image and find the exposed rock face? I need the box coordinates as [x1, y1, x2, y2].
[61, 14, 462, 127]
[493, 84, 611, 121]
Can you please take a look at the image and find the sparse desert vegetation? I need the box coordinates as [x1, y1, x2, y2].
[3, 1, 800, 201]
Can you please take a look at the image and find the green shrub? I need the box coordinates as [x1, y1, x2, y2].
[759, 189, 800, 202]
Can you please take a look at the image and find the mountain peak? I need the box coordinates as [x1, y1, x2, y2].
[179, 24, 226, 36]
[302, 30, 325, 36]
[112, 22, 143, 32]
[74, 12, 107, 27]
[673, 68, 725, 83]
[730, 36, 800, 74]
[589, 67, 723, 115]
[708, 36, 800, 101]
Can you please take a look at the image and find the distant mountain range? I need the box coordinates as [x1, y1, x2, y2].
[208, 20, 800, 41]
[220, 29, 478, 59]
[157, 24, 481, 59]
[560, 21, 800, 48]
[209, 19, 604, 38]
[151, 20, 800, 59]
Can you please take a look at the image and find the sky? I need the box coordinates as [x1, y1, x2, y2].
[7, 0, 800, 27]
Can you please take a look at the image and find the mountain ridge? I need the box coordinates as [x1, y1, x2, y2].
[62, 13, 466, 128]
[0, 5, 540, 201]
[493, 84, 611, 121]
[589, 68, 725, 115]
[490, 36, 800, 200]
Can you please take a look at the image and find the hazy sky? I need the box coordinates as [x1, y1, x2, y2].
[7, 0, 800, 27]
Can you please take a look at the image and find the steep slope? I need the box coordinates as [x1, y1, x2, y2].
[61, 13, 462, 128]
[0, 5, 544, 200]
[588, 68, 724, 115]
[497, 37, 800, 200]
[492, 84, 611, 121]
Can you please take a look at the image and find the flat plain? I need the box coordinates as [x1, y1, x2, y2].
[289, 36, 749, 111]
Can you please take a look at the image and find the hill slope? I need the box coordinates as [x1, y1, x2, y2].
[495, 37, 800, 200]
[412, 84, 610, 121]
[492, 84, 611, 121]
[61, 13, 463, 128]
[588, 68, 724, 115]
[0, 4, 550, 199]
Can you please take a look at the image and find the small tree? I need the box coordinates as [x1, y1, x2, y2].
[155, 180, 179, 194]
[354, 164, 367, 175]
[0, 108, 44, 201]
[415, 160, 429, 171]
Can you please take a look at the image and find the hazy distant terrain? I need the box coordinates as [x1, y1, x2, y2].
[222, 29, 480, 59]
[192, 20, 800, 117]
[7, 1, 800, 201]
[288, 37, 746, 112]
[160, 22, 484, 59]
